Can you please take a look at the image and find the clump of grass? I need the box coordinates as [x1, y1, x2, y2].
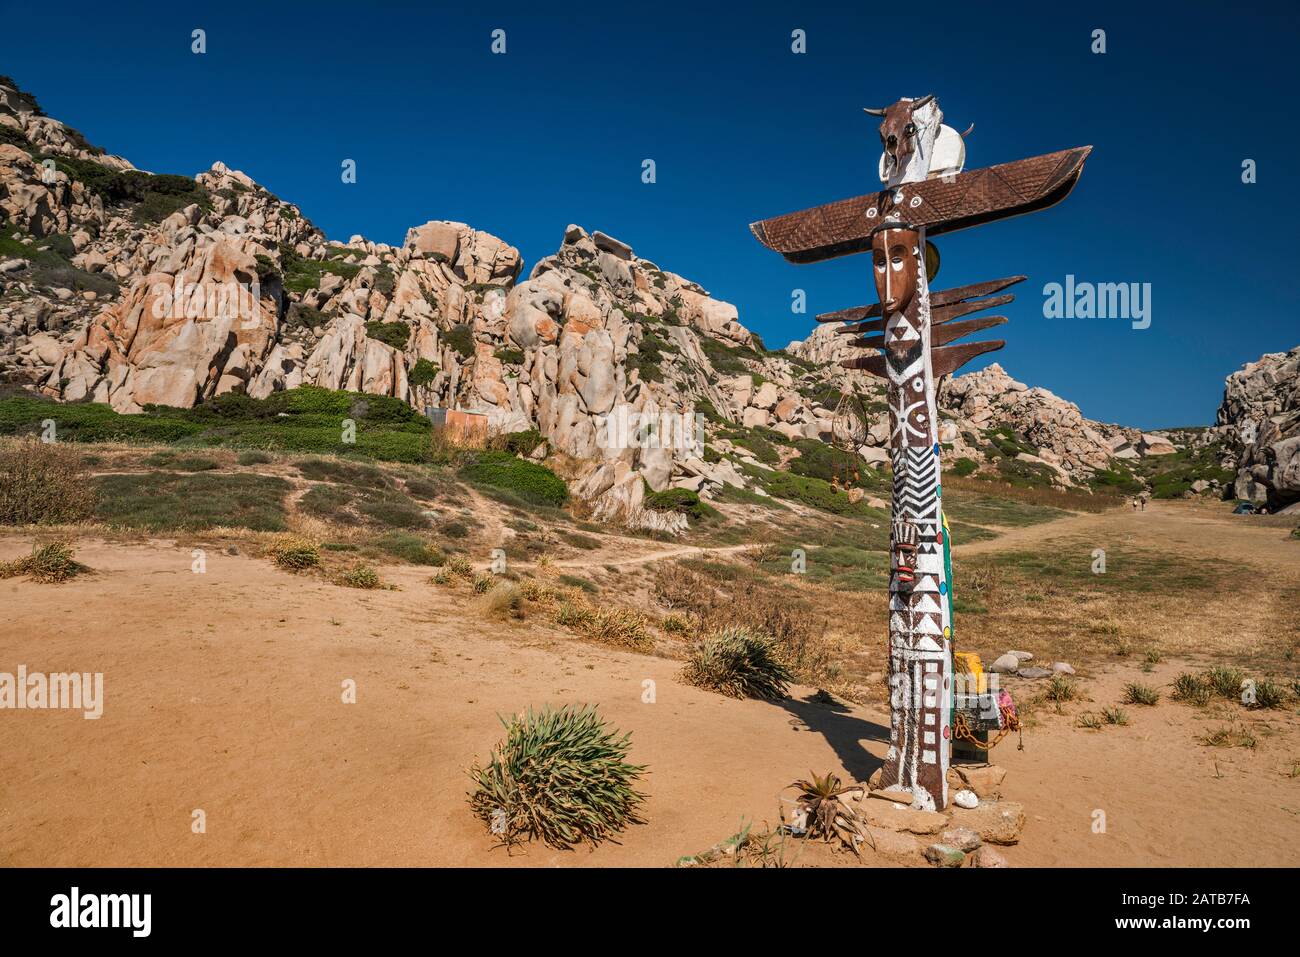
[1123, 683, 1160, 706]
[1248, 678, 1287, 710]
[1102, 706, 1130, 726]
[1044, 674, 1078, 705]
[1205, 666, 1244, 700]
[471, 572, 495, 594]
[1171, 672, 1211, 706]
[583, 606, 653, 650]
[1200, 724, 1257, 749]
[237, 450, 273, 465]
[0, 438, 97, 525]
[445, 556, 474, 579]
[1077, 712, 1103, 730]
[268, 536, 320, 570]
[0, 540, 87, 583]
[681, 626, 792, 700]
[376, 531, 444, 566]
[555, 600, 593, 628]
[429, 569, 452, 585]
[477, 583, 523, 620]
[337, 563, 381, 589]
[661, 614, 689, 636]
[468, 704, 646, 849]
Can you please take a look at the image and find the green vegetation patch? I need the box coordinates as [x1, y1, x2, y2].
[94, 472, 290, 531]
[460, 451, 568, 508]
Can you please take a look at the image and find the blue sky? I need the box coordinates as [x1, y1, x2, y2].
[3, 0, 1296, 427]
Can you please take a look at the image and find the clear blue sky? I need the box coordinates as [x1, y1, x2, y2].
[3, 0, 1296, 428]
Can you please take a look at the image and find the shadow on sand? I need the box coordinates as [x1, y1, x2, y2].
[777, 692, 889, 782]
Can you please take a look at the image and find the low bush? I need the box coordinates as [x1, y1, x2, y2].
[0, 438, 97, 525]
[376, 531, 444, 566]
[268, 536, 320, 570]
[337, 563, 381, 589]
[459, 451, 568, 507]
[468, 704, 647, 849]
[680, 626, 792, 700]
[644, 487, 711, 521]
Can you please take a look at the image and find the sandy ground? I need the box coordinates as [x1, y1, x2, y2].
[1, 501, 1296, 867]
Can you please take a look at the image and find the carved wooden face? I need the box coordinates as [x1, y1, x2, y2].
[871, 227, 921, 314]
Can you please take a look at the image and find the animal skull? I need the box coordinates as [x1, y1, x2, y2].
[864, 95, 966, 186]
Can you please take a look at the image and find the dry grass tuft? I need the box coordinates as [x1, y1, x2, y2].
[0, 540, 88, 583]
[0, 438, 97, 526]
[476, 582, 524, 620]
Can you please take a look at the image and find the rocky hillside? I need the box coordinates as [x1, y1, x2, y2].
[0, 74, 1247, 528]
[1216, 346, 1300, 511]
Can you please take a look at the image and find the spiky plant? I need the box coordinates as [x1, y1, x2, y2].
[468, 704, 646, 850]
[680, 626, 792, 700]
[1205, 666, 1245, 700]
[1172, 672, 1211, 706]
[0, 540, 87, 583]
[1123, 682, 1160, 706]
[785, 771, 873, 856]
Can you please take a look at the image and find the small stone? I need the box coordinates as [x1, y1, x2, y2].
[1017, 666, 1053, 679]
[1052, 662, 1076, 675]
[954, 764, 1007, 798]
[970, 846, 1009, 868]
[940, 826, 982, 852]
[865, 825, 921, 859]
[1008, 650, 1033, 661]
[862, 801, 948, 835]
[924, 843, 966, 867]
[953, 789, 979, 809]
[989, 653, 1020, 674]
[952, 800, 1026, 845]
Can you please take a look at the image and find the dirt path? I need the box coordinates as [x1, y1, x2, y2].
[553, 542, 756, 570]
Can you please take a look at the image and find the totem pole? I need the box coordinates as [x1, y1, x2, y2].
[751, 95, 1090, 811]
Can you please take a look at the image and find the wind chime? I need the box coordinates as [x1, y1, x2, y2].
[751, 94, 1090, 810]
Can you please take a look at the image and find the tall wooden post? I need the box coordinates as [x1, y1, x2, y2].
[869, 221, 952, 809]
[749, 94, 1091, 814]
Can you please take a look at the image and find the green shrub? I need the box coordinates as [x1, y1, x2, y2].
[500, 429, 546, 457]
[493, 347, 525, 365]
[468, 704, 647, 849]
[0, 438, 97, 525]
[237, 450, 273, 465]
[95, 473, 289, 531]
[644, 487, 709, 520]
[444, 324, 475, 359]
[365, 321, 410, 349]
[408, 358, 439, 388]
[680, 626, 792, 700]
[952, 457, 979, 477]
[460, 451, 567, 507]
[376, 531, 444, 565]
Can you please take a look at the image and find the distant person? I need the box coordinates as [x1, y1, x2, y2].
[1139, 492, 1149, 511]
